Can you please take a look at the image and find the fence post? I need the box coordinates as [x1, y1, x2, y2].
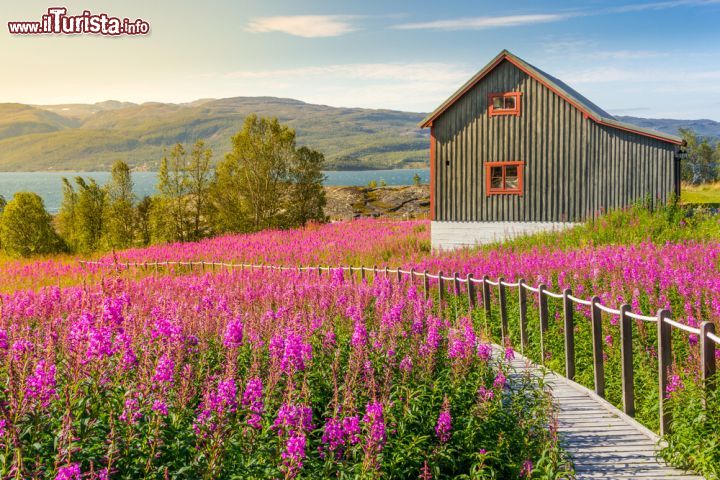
[438, 271, 445, 314]
[317, 265, 322, 277]
[657, 308, 672, 435]
[384, 266, 389, 278]
[397, 267, 402, 283]
[518, 279, 528, 354]
[620, 304, 634, 417]
[155, 262, 159, 275]
[483, 275, 490, 318]
[498, 278, 508, 344]
[467, 274, 476, 319]
[410, 268, 415, 286]
[423, 270, 429, 300]
[538, 284, 548, 365]
[201, 261, 205, 272]
[563, 288, 575, 381]
[590, 296, 605, 398]
[373, 265, 378, 282]
[701, 321, 717, 394]
[361, 265, 366, 282]
[453, 272, 460, 297]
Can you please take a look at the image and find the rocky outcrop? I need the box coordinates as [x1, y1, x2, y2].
[324, 185, 429, 221]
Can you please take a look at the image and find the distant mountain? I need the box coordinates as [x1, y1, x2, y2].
[0, 97, 716, 172]
[0, 97, 428, 171]
[616, 116, 720, 141]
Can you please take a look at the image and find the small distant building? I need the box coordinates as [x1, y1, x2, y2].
[420, 50, 683, 250]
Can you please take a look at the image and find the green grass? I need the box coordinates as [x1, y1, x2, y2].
[681, 182, 720, 204]
[482, 199, 720, 252]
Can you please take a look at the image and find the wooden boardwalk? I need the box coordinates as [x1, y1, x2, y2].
[506, 353, 704, 479]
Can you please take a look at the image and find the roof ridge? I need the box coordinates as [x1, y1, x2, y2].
[419, 50, 682, 145]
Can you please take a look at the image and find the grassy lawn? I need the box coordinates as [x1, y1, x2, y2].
[681, 181, 720, 203]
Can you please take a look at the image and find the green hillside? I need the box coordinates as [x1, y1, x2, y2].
[0, 97, 429, 171]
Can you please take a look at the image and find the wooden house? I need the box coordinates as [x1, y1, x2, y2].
[420, 50, 683, 249]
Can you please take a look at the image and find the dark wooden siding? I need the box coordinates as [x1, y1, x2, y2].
[431, 59, 677, 222]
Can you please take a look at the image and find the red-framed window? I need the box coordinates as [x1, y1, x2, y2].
[488, 92, 522, 117]
[485, 161, 523, 195]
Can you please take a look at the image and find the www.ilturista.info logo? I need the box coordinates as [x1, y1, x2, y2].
[8, 7, 150, 35]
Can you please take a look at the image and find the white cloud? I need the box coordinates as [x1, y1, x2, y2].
[392, 1, 720, 32]
[608, 0, 720, 13]
[245, 15, 358, 38]
[393, 13, 575, 31]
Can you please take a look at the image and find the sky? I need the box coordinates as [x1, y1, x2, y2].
[2, 0, 720, 119]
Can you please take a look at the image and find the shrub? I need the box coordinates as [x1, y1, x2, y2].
[0, 192, 63, 257]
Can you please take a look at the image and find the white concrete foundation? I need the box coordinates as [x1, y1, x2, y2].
[431, 221, 578, 250]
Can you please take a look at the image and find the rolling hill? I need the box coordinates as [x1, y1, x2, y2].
[0, 97, 717, 172]
[0, 97, 429, 171]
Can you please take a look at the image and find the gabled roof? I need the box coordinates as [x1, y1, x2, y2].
[420, 50, 682, 145]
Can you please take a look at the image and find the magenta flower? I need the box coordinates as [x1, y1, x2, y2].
[152, 399, 169, 416]
[666, 374, 684, 398]
[504, 347, 515, 361]
[363, 401, 386, 452]
[281, 433, 307, 478]
[55, 463, 81, 480]
[242, 377, 264, 430]
[477, 343, 492, 361]
[25, 360, 56, 408]
[223, 317, 244, 348]
[435, 399, 452, 443]
[493, 371, 507, 390]
[152, 354, 175, 385]
[478, 386, 494, 403]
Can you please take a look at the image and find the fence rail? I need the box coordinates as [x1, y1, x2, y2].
[79, 259, 719, 435]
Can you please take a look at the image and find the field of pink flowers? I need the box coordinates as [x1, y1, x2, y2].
[2, 218, 720, 477]
[0, 267, 566, 479]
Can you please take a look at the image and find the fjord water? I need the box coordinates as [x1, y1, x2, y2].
[0, 169, 429, 213]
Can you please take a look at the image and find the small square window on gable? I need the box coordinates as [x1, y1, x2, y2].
[488, 92, 522, 117]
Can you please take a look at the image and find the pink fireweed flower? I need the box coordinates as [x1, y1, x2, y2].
[223, 316, 244, 348]
[151, 316, 183, 343]
[274, 403, 314, 437]
[0, 329, 8, 350]
[477, 343, 492, 361]
[666, 374, 684, 398]
[242, 377, 264, 430]
[280, 333, 313, 374]
[343, 415, 361, 445]
[152, 399, 169, 416]
[435, 398, 452, 443]
[351, 320, 368, 348]
[478, 386, 494, 403]
[119, 396, 142, 425]
[493, 371, 507, 390]
[605, 335, 613, 346]
[504, 347, 515, 361]
[363, 401, 386, 452]
[152, 355, 175, 385]
[25, 360, 56, 408]
[194, 378, 238, 433]
[322, 417, 345, 452]
[281, 433, 307, 479]
[11, 340, 34, 361]
[399, 355, 413, 373]
[55, 463, 82, 480]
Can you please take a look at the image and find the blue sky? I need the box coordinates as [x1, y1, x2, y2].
[2, 0, 720, 119]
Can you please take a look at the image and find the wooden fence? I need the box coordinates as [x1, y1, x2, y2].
[79, 260, 719, 436]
